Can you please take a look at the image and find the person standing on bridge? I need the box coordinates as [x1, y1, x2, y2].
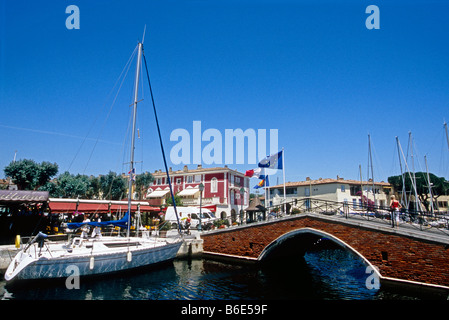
[390, 195, 402, 225]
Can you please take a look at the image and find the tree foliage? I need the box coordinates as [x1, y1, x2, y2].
[4, 159, 58, 190]
[135, 172, 154, 200]
[3, 160, 155, 201]
[40, 171, 100, 199]
[99, 171, 127, 200]
[166, 192, 183, 207]
[388, 172, 449, 211]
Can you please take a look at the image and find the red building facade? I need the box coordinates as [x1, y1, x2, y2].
[146, 165, 249, 220]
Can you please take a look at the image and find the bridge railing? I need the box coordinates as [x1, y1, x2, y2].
[246, 197, 449, 237]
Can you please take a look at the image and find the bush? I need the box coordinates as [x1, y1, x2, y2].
[213, 219, 230, 228]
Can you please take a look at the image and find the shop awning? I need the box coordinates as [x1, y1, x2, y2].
[109, 203, 158, 212]
[178, 187, 200, 197]
[49, 202, 109, 213]
[48, 199, 159, 213]
[146, 189, 170, 198]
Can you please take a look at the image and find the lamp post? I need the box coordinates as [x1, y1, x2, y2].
[240, 187, 245, 224]
[199, 183, 204, 232]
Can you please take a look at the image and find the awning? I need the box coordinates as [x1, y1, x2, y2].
[178, 188, 200, 197]
[146, 189, 170, 198]
[109, 203, 158, 212]
[48, 200, 159, 213]
[49, 202, 109, 213]
[48, 202, 77, 213]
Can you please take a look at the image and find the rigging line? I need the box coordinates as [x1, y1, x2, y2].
[83, 46, 138, 175]
[69, 45, 138, 173]
[0, 124, 118, 145]
[142, 48, 182, 235]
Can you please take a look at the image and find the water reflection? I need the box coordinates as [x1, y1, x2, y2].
[0, 248, 422, 300]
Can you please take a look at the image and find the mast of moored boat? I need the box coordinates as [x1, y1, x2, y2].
[368, 134, 376, 207]
[445, 121, 449, 152]
[127, 42, 143, 238]
[395, 136, 407, 208]
[424, 155, 434, 214]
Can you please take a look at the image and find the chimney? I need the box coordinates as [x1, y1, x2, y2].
[306, 177, 310, 181]
[197, 164, 202, 169]
[183, 165, 188, 172]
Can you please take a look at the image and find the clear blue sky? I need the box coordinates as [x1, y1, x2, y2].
[1, 0, 448, 189]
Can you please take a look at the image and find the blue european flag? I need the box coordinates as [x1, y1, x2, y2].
[258, 151, 283, 169]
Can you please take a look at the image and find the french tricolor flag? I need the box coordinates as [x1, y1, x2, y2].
[245, 168, 262, 178]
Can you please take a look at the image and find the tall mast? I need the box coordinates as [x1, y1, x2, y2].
[396, 137, 407, 207]
[127, 42, 143, 238]
[425, 155, 434, 214]
[409, 132, 422, 213]
[368, 134, 376, 206]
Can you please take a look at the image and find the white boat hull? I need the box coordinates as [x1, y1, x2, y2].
[5, 237, 183, 281]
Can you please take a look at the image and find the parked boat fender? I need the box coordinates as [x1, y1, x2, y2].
[89, 256, 95, 270]
[15, 235, 21, 249]
[127, 251, 132, 262]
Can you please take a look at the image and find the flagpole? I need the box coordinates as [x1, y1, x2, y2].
[282, 148, 286, 215]
[263, 168, 270, 212]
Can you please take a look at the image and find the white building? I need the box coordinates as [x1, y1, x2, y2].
[269, 176, 392, 210]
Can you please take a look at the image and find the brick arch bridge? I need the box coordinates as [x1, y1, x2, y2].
[200, 213, 449, 295]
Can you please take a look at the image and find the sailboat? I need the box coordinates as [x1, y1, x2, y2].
[4, 40, 183, 282]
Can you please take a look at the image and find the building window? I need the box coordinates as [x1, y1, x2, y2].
[176, 178, 182, 185]
[341, 185, 345, 192]
[187, 175, 193, 183]
[350, 186, 361, 196]
[211, 177, 218, 193]
[235, 176, 241, 186]
[305, 187, 310, 197]
[438, 201, 448, 209]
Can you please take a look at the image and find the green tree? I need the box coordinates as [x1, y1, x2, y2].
[135, 172, 154, 200]
[39, 172, 101, 199]
[4, 159, 58, 190]
[99, 171, 127, 200]
[166, 192, 183, 207]
[86, 175, 100, 199]
[388, 172, 449, 211]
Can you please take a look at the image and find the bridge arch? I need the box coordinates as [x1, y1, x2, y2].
[257, 227, 382, 279]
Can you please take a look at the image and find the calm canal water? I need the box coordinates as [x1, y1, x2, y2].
[0, 247, 429, 301]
